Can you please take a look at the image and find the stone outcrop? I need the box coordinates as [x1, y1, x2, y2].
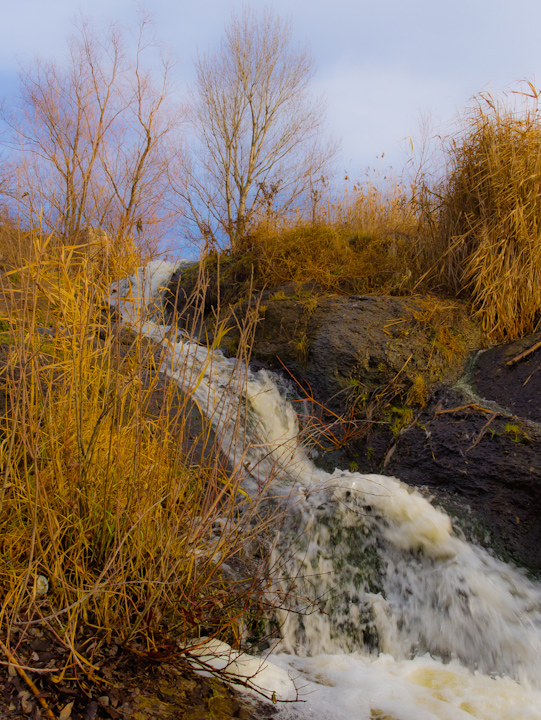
[366, 335, 541, 572]
[363, 383, 541, 571]
[73, 226, 110, 262]
[245, 288, 482, 412]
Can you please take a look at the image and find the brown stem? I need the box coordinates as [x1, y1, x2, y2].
[0, 639, 58, 720]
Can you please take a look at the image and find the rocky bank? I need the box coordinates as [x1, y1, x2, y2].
[168, 271, 541, 573]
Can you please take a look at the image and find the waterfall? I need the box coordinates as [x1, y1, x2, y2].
[110, 262, 541, 720]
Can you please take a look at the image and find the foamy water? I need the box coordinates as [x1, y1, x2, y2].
[110, 262, 541, 720]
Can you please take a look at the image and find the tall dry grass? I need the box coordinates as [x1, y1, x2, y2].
[427, 87, 541, 339]
[242, 170, 424, 294]
[0, 229, 282, 683]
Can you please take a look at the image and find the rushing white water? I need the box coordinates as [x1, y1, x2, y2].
[110, 263, 541, 720]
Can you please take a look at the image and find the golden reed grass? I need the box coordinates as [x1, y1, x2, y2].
[429, 87, 541, 340]
[0, 228, 282, 680]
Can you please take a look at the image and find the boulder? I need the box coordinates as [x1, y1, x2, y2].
[247, 288, 483, 413]
[73, 226, 110, 262]
[250, 296, 541, 572]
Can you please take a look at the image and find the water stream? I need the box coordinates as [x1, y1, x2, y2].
[110, 262, 541, 720]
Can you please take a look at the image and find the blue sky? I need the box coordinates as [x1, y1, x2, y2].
[2, 0, 541, 178]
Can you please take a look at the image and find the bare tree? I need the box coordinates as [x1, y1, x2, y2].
[2, 14, 184, 254]
[185, 7, 337, 253]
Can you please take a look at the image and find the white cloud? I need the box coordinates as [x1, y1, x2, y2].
[2, 0, 541, 177]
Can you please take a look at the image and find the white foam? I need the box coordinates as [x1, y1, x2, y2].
[107, 260, 183, 325]
[186, 638, 297, 702]
[332, 471, 456, 556]
[271, 652, 541, 720]
[271, 471, 541, 680]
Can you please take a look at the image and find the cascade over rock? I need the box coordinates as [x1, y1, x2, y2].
[114, 262, 541, 720]
[111, 264, 541, 720]
[167, 268, 541, 572]
[369, 340, 541, 571]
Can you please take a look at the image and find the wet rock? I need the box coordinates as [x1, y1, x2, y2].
[248, 294, 541, 573]
[250, 294, 480, 408]
[163, 260, 251, 330]
[166, 270, 481, 411]
[361, 337, 541, 572]
[192, 290, 481, 424]
[473, 332, 541, 422]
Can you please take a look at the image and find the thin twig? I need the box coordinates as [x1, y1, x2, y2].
[466, 412, 497, 452]
[435, 403, 494, 416]
[507, 339, 541, 366]
[0, 639, 58, 720]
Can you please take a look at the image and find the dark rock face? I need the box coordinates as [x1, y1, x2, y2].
[253, 297, 541, 572]
[364, 387, 541, 571]
[360, 333, 541, 572]
[163, 262, 203, 328]
[163, 259, 260, 329]
[474, 332, 541, 422]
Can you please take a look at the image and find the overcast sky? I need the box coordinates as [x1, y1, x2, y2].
[1, 0, 540, 178]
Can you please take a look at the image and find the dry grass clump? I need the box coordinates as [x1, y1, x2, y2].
[430, 88, 541, 339]
[336, 169, 420, 244]
[0, 216, 36, 267]
[0, 233, 280, 686]
[243, 172, 424, 294]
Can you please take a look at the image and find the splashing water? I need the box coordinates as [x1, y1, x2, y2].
[110, 263, 541, 719]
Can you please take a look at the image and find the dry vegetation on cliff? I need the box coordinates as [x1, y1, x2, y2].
[428, 87, 541, 339]
[241, 170, 424, 296]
